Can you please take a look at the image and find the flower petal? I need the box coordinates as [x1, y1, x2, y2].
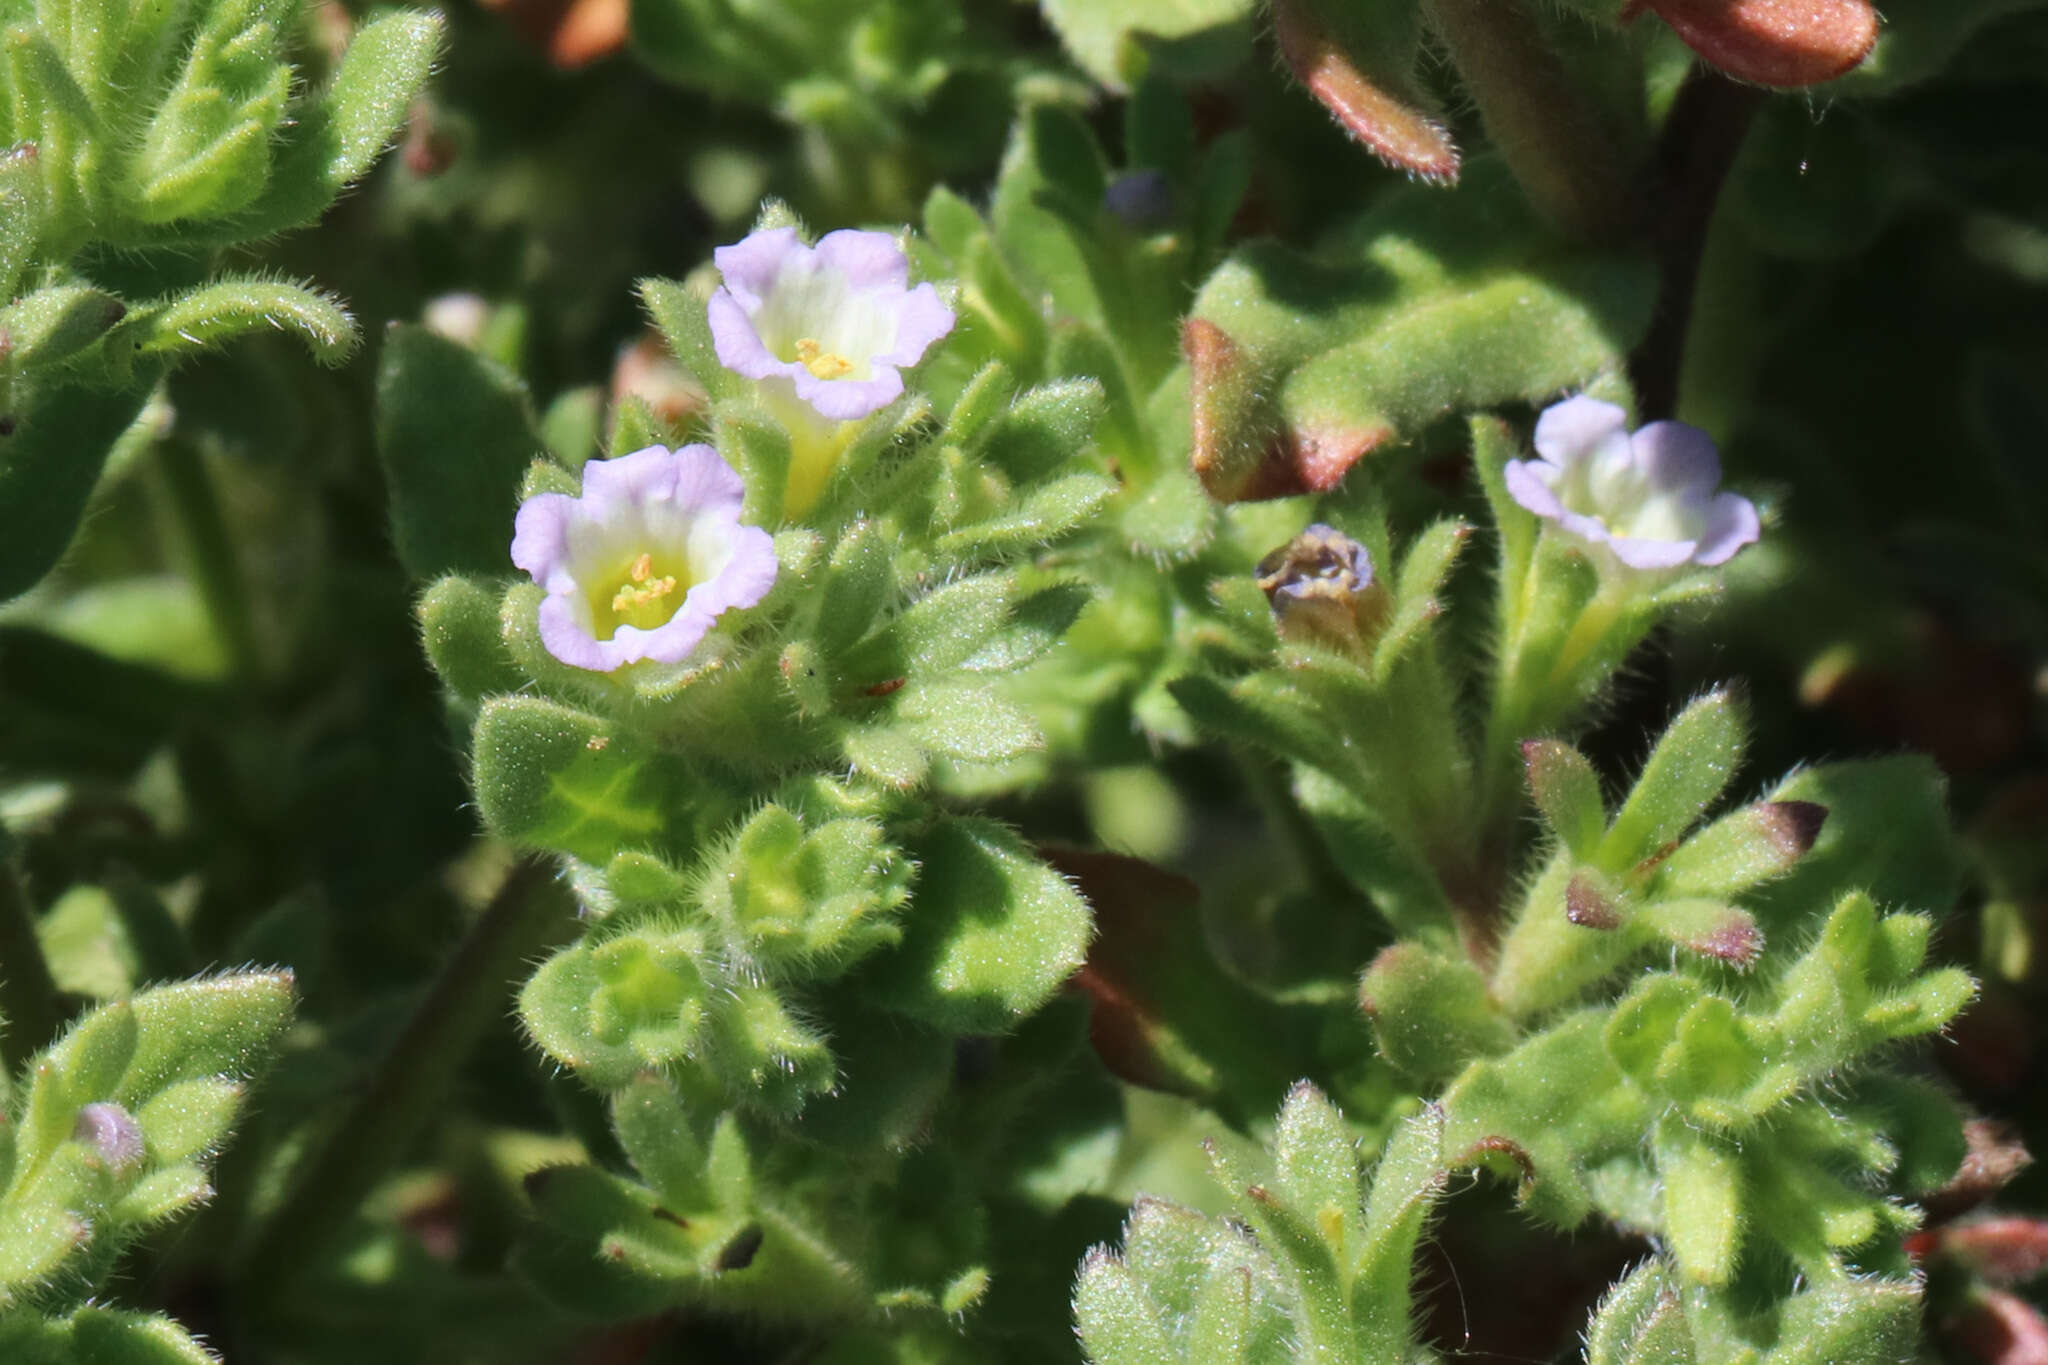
[685, 523, 779, 621]
[662, 443, 747, 516]
[1503, 458, 1568, 520]
[812, 229, 910, 292]
[1631, 420, 1722, 496]
[1609, 534, 1701, 570]
[1534, 395, 1629, 467]
[1692, 491, 1761, 566]
[511, 493, 577, 592]
[538, 594, 611, 671]
[620, 605, 714, 665]
[712, 226, 803, 310]
[581, 445, 690, 509]
[878, 282, 955, 368]
[709, 288, 793, 382]
[794, 366, 903, 422]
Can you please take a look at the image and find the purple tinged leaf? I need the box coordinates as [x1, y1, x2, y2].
[1566, 872, 1623, 930]
[1272, 0, 1460, 182]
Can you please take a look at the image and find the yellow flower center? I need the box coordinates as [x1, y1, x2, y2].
[794, 337, 855, 381]
[601, 551, 687, 634]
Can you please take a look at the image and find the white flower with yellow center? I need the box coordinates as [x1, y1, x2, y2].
[511, 444, 777, 672]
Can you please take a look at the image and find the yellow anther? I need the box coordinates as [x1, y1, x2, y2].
[611, 570, 678, 616]
[794, 337, 854, 381]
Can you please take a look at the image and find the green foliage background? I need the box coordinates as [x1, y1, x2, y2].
[2, 0, 2046, 1359]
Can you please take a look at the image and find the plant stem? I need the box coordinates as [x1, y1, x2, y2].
[156, 438, 262, 685]
[1236, 749, 1372, 920]
[1630, 67, 1765, 419]
[1427, 0, 1641, 242]
[237, 852, 570, 1302]
[0, 847, 63, 1073]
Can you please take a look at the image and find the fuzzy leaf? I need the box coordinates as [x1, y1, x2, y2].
[864, 818, 1091, 1033]
[376, 324, 543, 581]
[1187, 165, 1653, 500]
[1748, 758, 1961, 927]
[134, 1078, 243, 1165]
[935, 471, 1116, 558]
[978, 379, 1105, 485]
[1272, 0, 1457, 180]
[1523, 739, 1606, 856]
[1584, 1261, 1693, 1365]
[471, 697, 706, 862]
[1040, 0, 1254, 90]
[1598, 691, 1746, 874]
[1655, 1119, 1745, 1286]
[0, 378, 158, 602]
[0, 285, 127, 369]
[128, 278, 356, 366]
[894, 682, 1042, 763]
[1358, 942, 1513, 1084]
[213, 10, 443, 240]
[1655, 801, 1828, 900]
[418, 575, 525, 701]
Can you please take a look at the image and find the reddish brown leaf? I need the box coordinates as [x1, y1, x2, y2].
[1949, 1289, 2048, 1365]
[1641, 0, 1878, 88]
[1272, 0, 1460, 180]
[1937, 1218, 2048, 1286]
[1922, 1119, 2034, 1225]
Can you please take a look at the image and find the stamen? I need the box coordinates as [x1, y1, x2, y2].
[793, 337, 855, 381]
[611, 566, 679, 616]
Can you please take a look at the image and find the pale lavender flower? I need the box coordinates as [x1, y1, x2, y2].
[707, 226, 954, 422]
[512, 445, 778, 672]
[1505, 396, 1759, 570]
[75, 1101, 145, 1175]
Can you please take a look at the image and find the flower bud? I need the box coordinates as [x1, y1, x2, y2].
[1103, 170, 1175, 231]
[1255, 524, 1389, 648]
[74, 1101, 146, 1177]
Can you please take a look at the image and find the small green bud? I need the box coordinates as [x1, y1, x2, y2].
[1358, 942, 1512, 1084]
[521, 931, 712, 1089]
[707, 806, 910, 971]
[707, 984, 834, 1114]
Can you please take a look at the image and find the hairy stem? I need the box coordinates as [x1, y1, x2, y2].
[1237, 749, 1377, 921]
[237, 852, 570, 1301]
[156, 437, 262, 684]
[1630, 67, 1765, 419]
[1427, 0, 1642, 241]
[0, 843, 63, 1073]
